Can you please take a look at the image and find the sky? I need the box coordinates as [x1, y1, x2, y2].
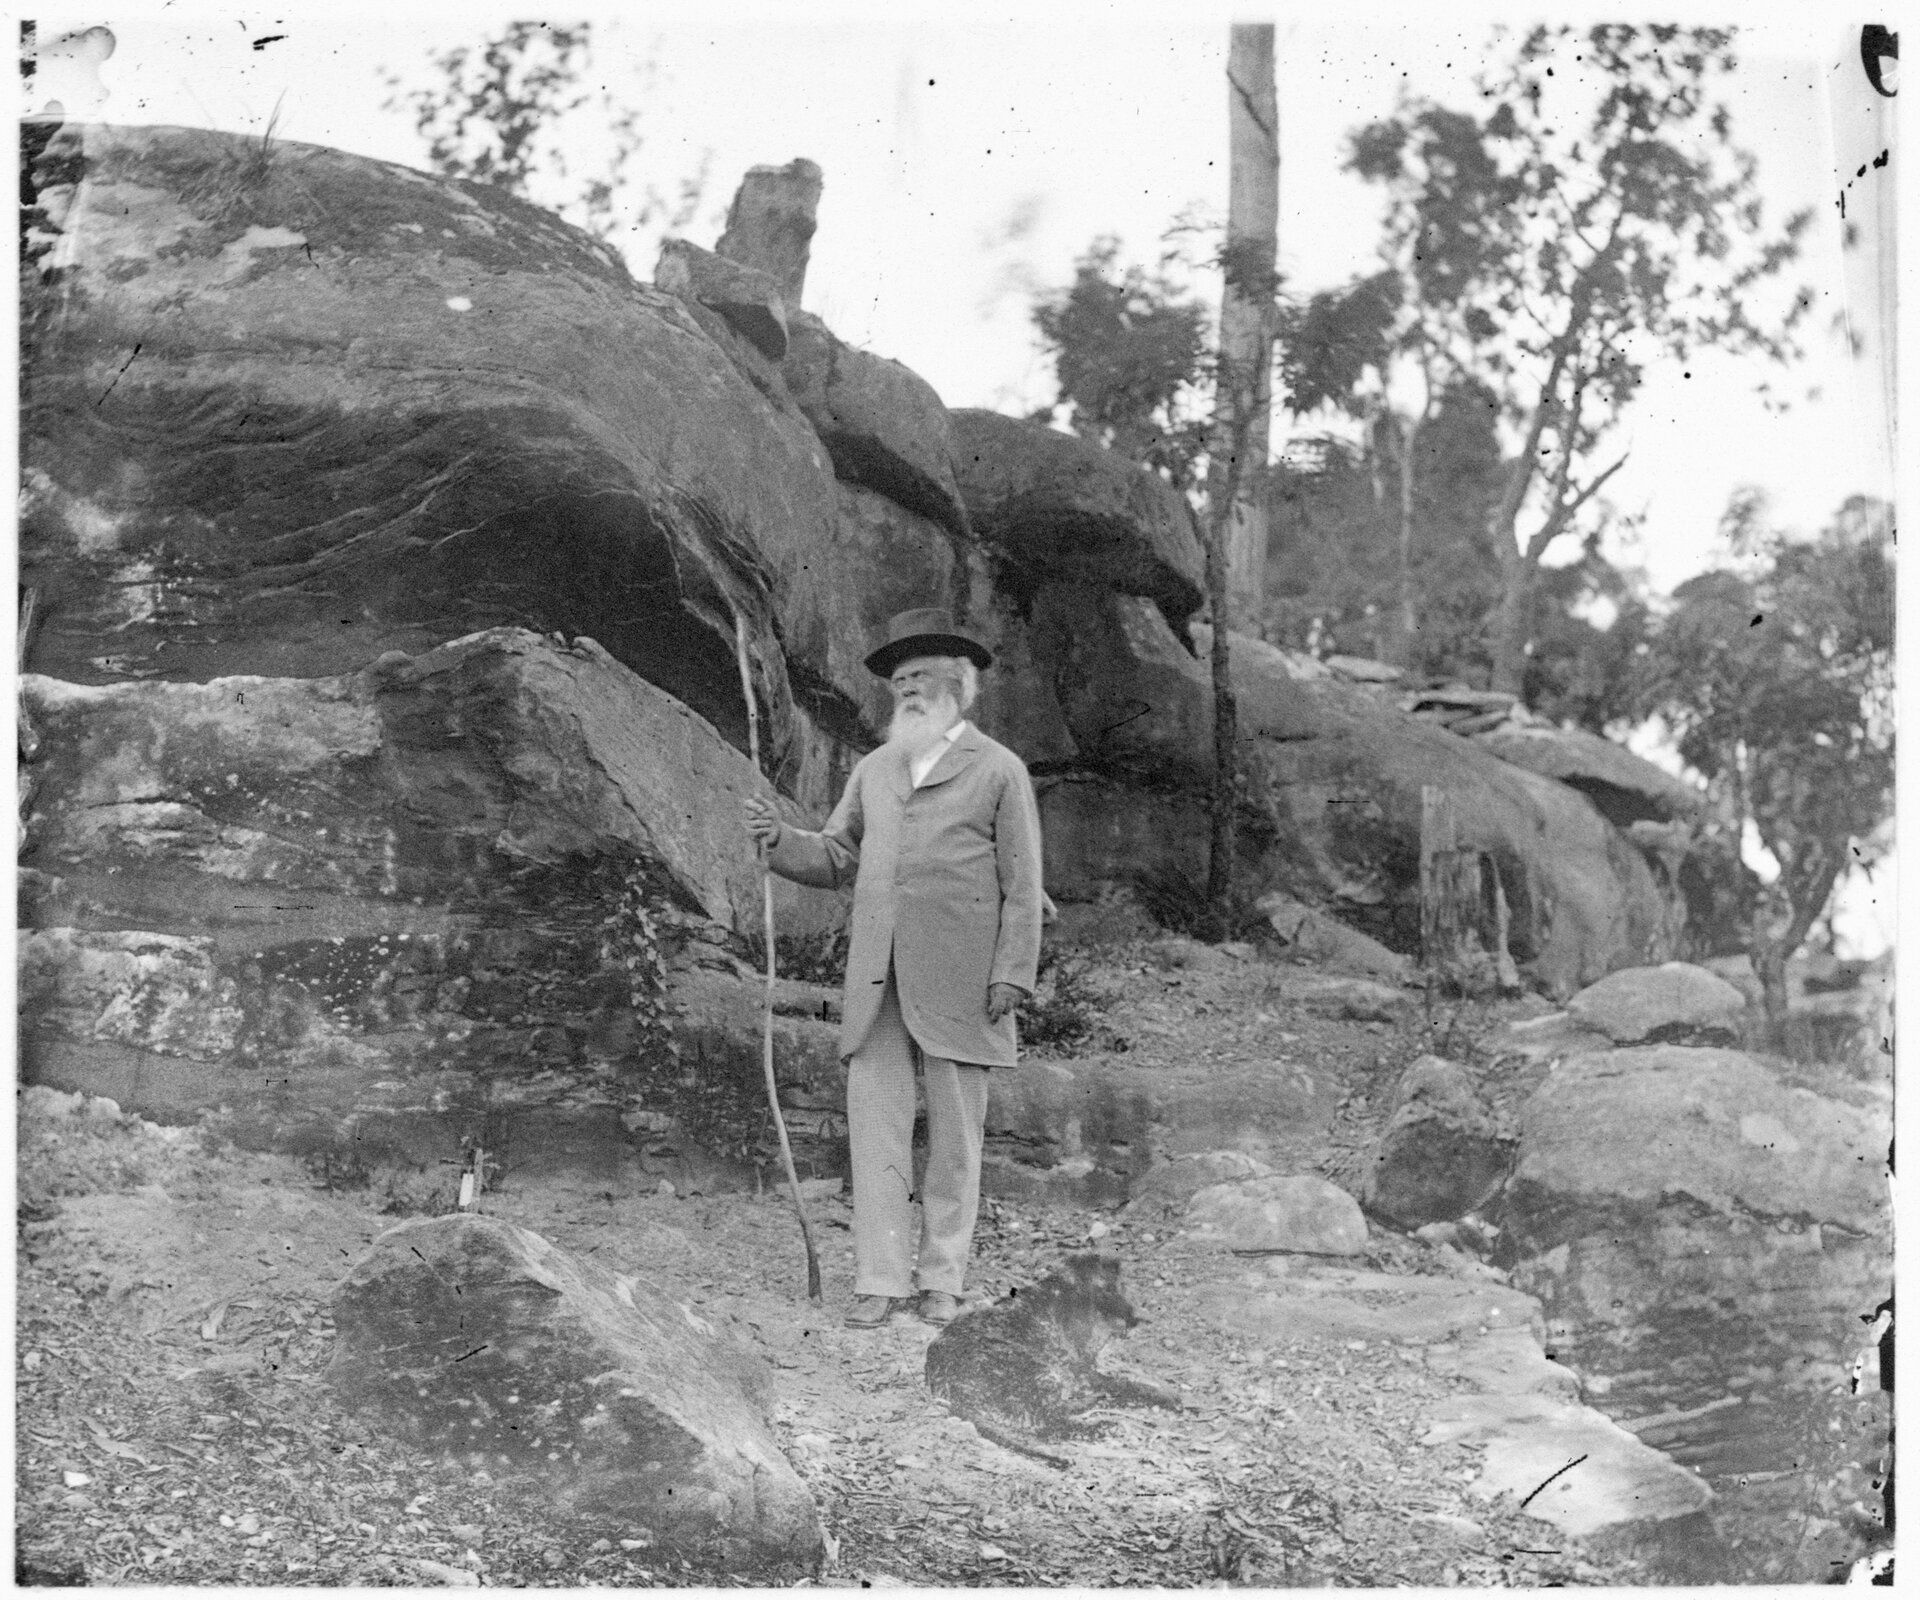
[20, 0, 1901, 954]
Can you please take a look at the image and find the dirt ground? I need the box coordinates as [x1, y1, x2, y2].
[15, 945, 1654, 1588]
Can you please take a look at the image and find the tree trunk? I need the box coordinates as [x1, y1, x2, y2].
[1203, 521, 1239, 929]
[1216, 22, 1278, 630]
[1752, 847, 1847, 1049]
[1393, 413, 1420, 668]
[1488, 550, 1530, 696]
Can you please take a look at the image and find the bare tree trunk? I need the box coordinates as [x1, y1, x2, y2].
[1202, 507, 1240, 928]
[1489, 549, 1530, 696]
[1393, 413, 1421, 669]
[1753, 847, 1846, 1049]
[1216, 22, 1278, 631]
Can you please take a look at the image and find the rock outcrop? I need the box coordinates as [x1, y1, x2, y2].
[1563, 961, 1748, 1045]
[22, 123, 844, 800]
[713, 157, 822, 309]
[949, 409, 1206, 626]
[1497, 1044, 1891, 1576]
[18, 122, 1711, 1155]
[329, 1214, 820, 1564]
[782, 311, 970, 541]
[18, 629, 834, 1151]
[1473, 724, 1704, 828]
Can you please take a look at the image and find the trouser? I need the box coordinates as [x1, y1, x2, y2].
[845, 966, 991, 1299]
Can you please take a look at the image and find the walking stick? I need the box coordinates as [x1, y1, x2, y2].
[733, 612, 824, 1304]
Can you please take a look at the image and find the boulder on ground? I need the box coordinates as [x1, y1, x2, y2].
[1186, 1173, 1369, 1256]
[1361, 1056, 1512, 1228]
[1564, 961, 1747, 1045]
[654, 237, 789, 360]
[1499, 1044, 1891, 1495]
[1474, 724, 1706, 827]
[950, 410, 1206, 627]
[22, 122, 848, 787]
[1255, 890, 1411, 980]
[1122, 1150, 1274, 1219]
[713, 157, 823, 309]
[329, 1214, 820, 1565]
[782, 311, 970, 539]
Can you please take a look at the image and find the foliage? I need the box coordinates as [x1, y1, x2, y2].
[1635, 493, 1894, 1035]
[1019, 946, 1130, 1056]
[1344, 23, 1815, 692]
[381, 20, 708, 258]
[594, 861, 678, 1060]
[1029, 236, 1214, 489]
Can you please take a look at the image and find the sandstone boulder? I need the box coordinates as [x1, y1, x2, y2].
[1255, 890, 1411, 980]
[329, 1214, 819, 1565]
[1564, 962, 1748, 1045]
[1361, 1056, 1512, 1228]
[1499, 1045, 1891, 1502]
[1185, 1174, 1369, 1256]
[655, 237, 788, 360]
[1239, 663, 1678, 997]
[950, 410, 1205, 627]
[713, 158, 822, 308]
[22, 123, 848, 789]
[18, 629, 839, 1151]
[782, 311, 970, 539]
[1121, 1150, 1274, 1219]
[1475, 724, 1705, 827]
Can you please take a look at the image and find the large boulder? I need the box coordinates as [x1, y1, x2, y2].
[782, 311, 970, 540]
[18, 629, 840, 1151]
[1185, 1174, 1370, 1256]
[1498, 1045, 1891, 1573]
[1240, 662, 1678, 997]
[1474, 724, 1705, 827]
[1360, 1056, 1512, 1228]
[1563, 961, 1748, 1045]
[329, 1214, 820, 1565]
[21, 122, 851, 792]
[654, 237, 789, 361]
[949, 410, 1206, 628]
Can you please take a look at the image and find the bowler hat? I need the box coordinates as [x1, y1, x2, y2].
[863, 607, 994, 679]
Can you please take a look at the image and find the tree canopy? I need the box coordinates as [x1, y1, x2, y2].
[381, 20, 708, 260]
[1635, 493, 1894, 1033]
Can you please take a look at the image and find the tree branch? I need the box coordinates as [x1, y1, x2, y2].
[1523, 449, 1628, 563]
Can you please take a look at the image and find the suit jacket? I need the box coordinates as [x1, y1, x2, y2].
[766, 723, 1044, 1067]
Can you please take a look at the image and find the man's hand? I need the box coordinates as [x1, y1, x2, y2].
[742, 794, 782, 850]
[987, 983, 1026, 1022]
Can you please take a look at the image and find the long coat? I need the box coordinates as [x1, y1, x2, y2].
[765, 723, 1044, 1067]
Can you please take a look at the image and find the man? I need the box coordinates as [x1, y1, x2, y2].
[742, 608, 1045, 1329]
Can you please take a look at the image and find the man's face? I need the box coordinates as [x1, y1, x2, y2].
[886, 656, 963, 751]
[888, 657, 959, 717]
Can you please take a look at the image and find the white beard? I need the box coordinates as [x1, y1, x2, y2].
[886, 694, 961, 760]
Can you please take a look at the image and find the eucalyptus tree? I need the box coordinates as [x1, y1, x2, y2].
[1345, 24, 1814, 695]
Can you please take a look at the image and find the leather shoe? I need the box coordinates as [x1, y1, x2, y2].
[843, 1294, 905, 1329]
[917, 1291, 960, 1326]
